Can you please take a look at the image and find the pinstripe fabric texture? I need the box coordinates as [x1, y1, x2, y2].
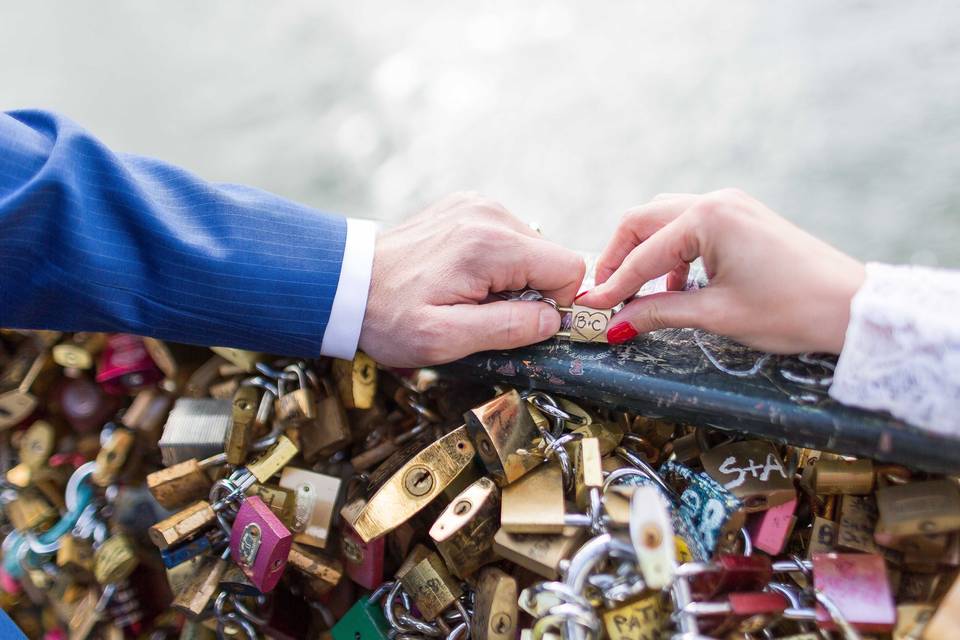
[0, 110, 347, 356]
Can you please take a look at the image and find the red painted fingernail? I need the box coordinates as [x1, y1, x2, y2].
[607, 322, 638, 345]
[574, 289, 590, 301]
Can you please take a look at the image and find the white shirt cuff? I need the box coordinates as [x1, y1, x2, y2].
[320, 218, 378, 360]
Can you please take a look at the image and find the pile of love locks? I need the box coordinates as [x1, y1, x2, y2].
[0, 329, 958, 640]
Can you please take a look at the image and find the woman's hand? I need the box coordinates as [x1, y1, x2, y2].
[359, 193, 586, 367]
[577, 189, 866, 354]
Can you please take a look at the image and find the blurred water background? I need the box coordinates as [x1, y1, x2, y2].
[1, 1, 958, 265]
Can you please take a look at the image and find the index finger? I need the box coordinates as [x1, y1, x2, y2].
[593, 195, 698, 286]
[578, 211, 702, 309]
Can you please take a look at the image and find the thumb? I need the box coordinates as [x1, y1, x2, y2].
[606, 290, 713, 344]
[437, 300, 560, 357]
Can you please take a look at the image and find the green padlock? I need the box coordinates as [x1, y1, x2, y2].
[331, 595, 391, 640]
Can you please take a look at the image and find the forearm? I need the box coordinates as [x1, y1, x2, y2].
[0, 110, 374, 358]
[830, 262, 960, 434]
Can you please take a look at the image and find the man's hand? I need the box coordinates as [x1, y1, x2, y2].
[358, 193, 586, 367]
[578, 189, 866, 354]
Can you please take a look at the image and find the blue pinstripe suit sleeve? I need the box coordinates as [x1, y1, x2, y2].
[0, 109, 348, 356]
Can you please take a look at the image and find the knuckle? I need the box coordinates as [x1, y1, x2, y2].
[642, 302, 668, 331]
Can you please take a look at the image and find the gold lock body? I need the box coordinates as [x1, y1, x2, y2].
[601, 593, 669, 640]
[92, 429, 136, 487]
[700, 440, 795, 511]
[566, 421, 625, 457]
[148, 500, 217, 549]
[299, 379, 351, 461]
[429, 476, 501, 578]
[876, 479, 960, 537]
[805, 458, 875, 495]
[287, 543, 343, 593]
[226, 385, 258, 465]
[246, 434, 299, 483]
[492, 527, 586, 579]
[396, 545, 462, 621]
[246, 483, 298, 526]
[575, 437, 603, 509]
[836, 494, 879, 554]
[464, 389, 542, 486]
[472, 567, 518, 640]
[57, 535, 95, 577]
[332, 351, 377, 409]
[806, 516, 838, 558]
[210, 347, 266, 372]
[558, 304, 614, 342]
[146, 459, 213, 510]
[93, 534, 139, 584]
[6, 491, 57, 531]
[173, 555, 229, 618]
[19, 420, 55, 469]
[346, 425, 476, 543]
[501, 463, 565, 534]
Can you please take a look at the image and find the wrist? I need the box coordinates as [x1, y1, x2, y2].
[822, 257, 866, 354]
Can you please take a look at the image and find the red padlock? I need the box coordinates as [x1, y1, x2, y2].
[686, 554, 773, 600]
[685, 591, 789, 636]
[95, 334, 162, 395]
[341, 520, 385, 590]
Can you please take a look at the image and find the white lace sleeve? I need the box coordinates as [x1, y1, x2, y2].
[829, 262, 960, 435]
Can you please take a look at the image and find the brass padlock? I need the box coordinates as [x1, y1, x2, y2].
[210, 347, 266, 373]
[0, 351, 47, 430]
[556, 303, 614, 342]
[148, 501, 218, 550]
[836, 494, 879, 554]
[332, 351, 377, 409]
[429, 476, 500, 578]
[142, 337, 180, 380]
[287, 543, 344, 594]
[700, 440, 795, 511]
[396, 544, 462, 621]
[68, 588, 102, 640]
[567, 421, 625, 457]
[225, 385, 258, 465]
[803, 458, 875, 495]
[601, 593, 669, 640]
[246, 482, 298, 526]
[57, 535, 95, 577]
[275, 364, 317, 424]
[92, 428, 137, 486]
[93, 534, 139, 585]
[146, 453, 223, 510]
[52, 333, 106, 370]
[500, 463, 565, 534]
[121, 388, 173, 439]
[472, 567, 518, 640]
[19, 420, 55, 470]
[299, 378, 351, 462]
[172, 549, 230, 618]
[492, 527, 586, 580]
[278, 466, 342, 549]
[6, 490, 57, 531]
[465, 389, 542, 486]
[575, 437, 603, 510]
[246, 434, 300, 483]
[875, 479, 960, 538]
[345, 425, 477, 543]
[807, 515, 838, 558]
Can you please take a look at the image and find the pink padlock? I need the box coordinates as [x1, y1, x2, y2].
[747, 497, 797, 555]
[95, 334, 163, 395]
[0, 567, 21, 596]
[44, 629, 67, 640]
[231, 495, 293, 593]
[812, 552, 896, 632]
[341, 520, 385, 590]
